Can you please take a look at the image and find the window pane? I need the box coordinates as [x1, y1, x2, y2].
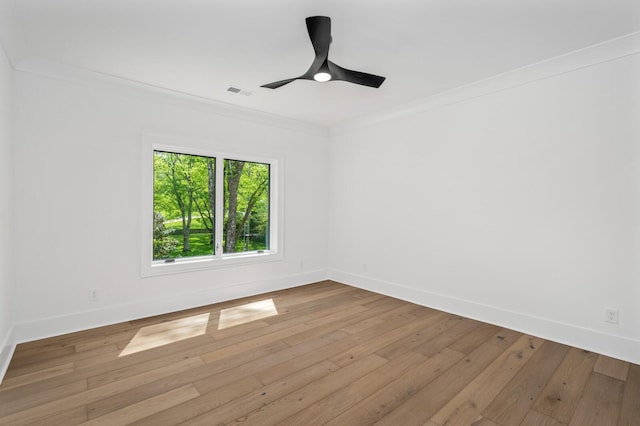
[153, 151, 215, 260]
[223, 159, 270, 253]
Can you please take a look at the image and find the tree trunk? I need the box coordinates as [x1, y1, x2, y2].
[182, 190, 193, 252]
[224, 160, 244, 253]
[238, 178, 268, 242]
[207, 159, 215, 248]
[168, 153, 193, 253]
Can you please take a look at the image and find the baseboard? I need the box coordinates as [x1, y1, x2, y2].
[14, 269, 329, 345]
[0, 325, 16, 384]
[329, 269, 640, 365]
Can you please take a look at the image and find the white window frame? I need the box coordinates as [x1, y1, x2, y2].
[141, 136, 283, 277]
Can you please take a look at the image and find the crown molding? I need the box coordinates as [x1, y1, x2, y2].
[13, 56, 329, 138]
[331, 31, 640, 137]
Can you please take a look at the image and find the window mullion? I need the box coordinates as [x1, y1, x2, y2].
[214, 156, 225, 258]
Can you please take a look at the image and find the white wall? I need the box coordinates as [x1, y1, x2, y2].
[0, 44, 14, 376]
[329, 49, 640, 363]
[10, 67, 329, 341]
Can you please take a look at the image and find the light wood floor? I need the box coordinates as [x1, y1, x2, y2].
[1, 281, 638, 425]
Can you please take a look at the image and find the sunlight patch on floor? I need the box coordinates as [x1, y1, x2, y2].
[218, 299, 278, 330]
[119, 313, 210, 357]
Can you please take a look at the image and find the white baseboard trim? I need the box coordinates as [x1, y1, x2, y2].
[329, 269, 640, 365]
[14, 269, 329, 345]
[0, 325, 16, 384]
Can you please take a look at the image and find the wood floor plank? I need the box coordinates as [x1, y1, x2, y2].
[278, 304, 369, 346]
[201, 329, 345, 391]
[8, 343, 120, 378]
[329, 309, 443, 367]
[261, 282, 359, 319]
[429, 334, 544, 425]
[119, 313, 212, 357]
[469, 417, 501, 426]
[9, 341, 75, 361]
[0, 356, 204, 425]
[282, 298, 409, 347]
[338, 302, 419, 337]
[1, 362, 98, 406]
[520, 409, 567, 426]
[216, 354, 388, 426]
[593, 354, 629, 381]
[325, 349, 465, 426]
[129, 375, 263, 426]
[533, 347, 598, 423]
[481, 340, 569, 425]
[82, 384, 200, 426]
[74, 328, 139, 353]
[1, 282, 638, 426]
[282, 351, 427, 425]
[199, 303, 364, 365]
[170, 331, 343, 398]
[568, 372, 624, 426]
[10, 322, 130, 355]
[207, 318, 270, 340]
[21, 405, 88, 426]
[71, 333, 218, 390]
[0, 378, 88, 417]
[73, 347, 129, 370]
[86, 337, 226, 389]
[618, 363, 640, 425]
[448, 322, 501, 355]
[185, 360, 342, 425]
[248, 308, 420, 386]
[413, 316, 483, 357]
[374, 342, 505, 425]
[374, 311, 453, 360]
[340, 316, 385, 334]
[488, 327, 524, 349]
[88, 338, 292, 419]
[249, 331, 352, 387]
[0, 362, 74, 391]
[307, 291, 382, 319]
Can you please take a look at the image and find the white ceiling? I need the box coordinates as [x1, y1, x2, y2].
[1, 0, 639, 128]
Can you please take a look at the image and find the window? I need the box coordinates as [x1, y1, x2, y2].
[142, 140, 281, 276]
[153, 151, 217, 260]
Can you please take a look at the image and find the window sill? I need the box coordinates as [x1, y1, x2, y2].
[141, 251, 283, 277]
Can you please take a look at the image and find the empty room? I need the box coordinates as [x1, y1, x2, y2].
[0, 1, 639, 425]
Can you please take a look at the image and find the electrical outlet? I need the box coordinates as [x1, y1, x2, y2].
[89, 289, 99, 302]
[604, 308, 619, 324]
[362, 263, 368, 272]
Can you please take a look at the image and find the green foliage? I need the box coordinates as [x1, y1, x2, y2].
[153, 212, 179, 259]
[165, 232, 214, 258]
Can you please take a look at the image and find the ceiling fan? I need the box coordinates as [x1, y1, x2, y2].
[261, 16, 386, 89]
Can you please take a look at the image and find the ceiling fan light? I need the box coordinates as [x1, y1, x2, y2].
[313, 72, 332, 82]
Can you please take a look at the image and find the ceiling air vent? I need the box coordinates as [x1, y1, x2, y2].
[227, 86, 252, 96]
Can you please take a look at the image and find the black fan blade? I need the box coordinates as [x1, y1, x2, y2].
[261, 16, 385, 89]
[261, 77, 299, 89]
[328, 61, 386, 88]
[261, 17, 331, 89]
[305, 16, 331, 60]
